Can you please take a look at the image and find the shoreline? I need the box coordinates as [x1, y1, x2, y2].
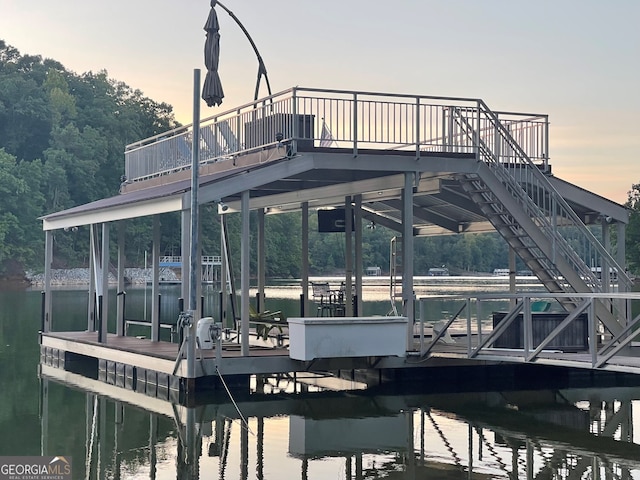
[26, 267, 180, 286]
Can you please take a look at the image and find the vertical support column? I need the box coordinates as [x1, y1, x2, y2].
[181, 209, 191, 308]
[116, 221, 126, 336]
[616, 221, 629, 326]
[220, 214, 228, 327]
[88, 229, 96, 331]
[602, 217, 611, 294]
[241, 190, 250, 356]
[508, 246, 516, 306]
[354, 195, 363, 316]
[617, 222, 627, 289]
[301, 202, 309, 316]
[345, 196, 353, 316]
[100, 222, 109, 343]
[257, 207, 266, 312]
[402, 173, 414, 342]
[43, 230, 53, 333]
[151, 216, 160, 342]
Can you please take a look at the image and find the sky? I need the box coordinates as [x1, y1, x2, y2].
[1, 0, 638, 204]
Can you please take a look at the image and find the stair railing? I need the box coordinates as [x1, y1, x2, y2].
[454, 102, 631, 295]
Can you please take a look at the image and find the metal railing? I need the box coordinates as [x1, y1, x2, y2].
[416, 292, 640, 371]
[124, 87, 548, 182]
[158, 255, 222, 265]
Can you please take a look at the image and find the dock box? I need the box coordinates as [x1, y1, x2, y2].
[287, 316, 408, 361]
[492, 311, 588, 352]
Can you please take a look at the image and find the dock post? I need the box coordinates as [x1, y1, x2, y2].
[43, 230, 53, 333]
[402, 172, 415, 344]
[301, 202, 309, 316]
[97, 295, 103, 343]
[116, 221, 126, 336]
[257, 207, 266, 313]
[40, 291, 46, 334]
[100, 222, 109, 343]
[354, 194, 363, 316]
[345, 196, 353, 316]
[240, 190, 250, 355]
[151, 216, 161, 342]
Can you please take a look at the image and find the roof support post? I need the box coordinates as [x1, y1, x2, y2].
[88, 227, 96, 331]
[402, 172, 414, 346]
[241, 190, 250, 356]
[43, 230, 53, 333]
[345, 196, 353, 316]
[617, 221, 627, 292]
[100, 222, 109, 343]
[354, 194, 363, 316]
[602, 217, 611, 294]
[301, 202, 309, 316]
[151, 216, 160, 342]
[257, 207, 266, 312]
[616, 221, 629, 326]
[116, 221, 126, 336]
[220, 214, 229, 327]
[509, 246, 516, 308]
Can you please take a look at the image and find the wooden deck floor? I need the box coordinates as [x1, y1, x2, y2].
[42, 331, 291, 360]
[41, 330, 640, 378]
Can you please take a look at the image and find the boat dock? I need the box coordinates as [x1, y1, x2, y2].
[38, 86, 639, 399]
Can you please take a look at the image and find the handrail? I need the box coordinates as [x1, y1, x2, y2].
[124, 87, 548, 183]
[417, 292, 640, 370]
[473, 99, 631, 293]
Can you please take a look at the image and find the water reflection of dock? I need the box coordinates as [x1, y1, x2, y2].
[39, 364, 640, 479]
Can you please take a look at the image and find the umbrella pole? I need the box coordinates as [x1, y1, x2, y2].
[187, 68, 201, 386]
[215, 1, 272, 101]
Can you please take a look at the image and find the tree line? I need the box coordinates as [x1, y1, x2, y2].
[1, 40, 639, 280]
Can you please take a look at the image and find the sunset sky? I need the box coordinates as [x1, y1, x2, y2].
[1, 0, 638, 203]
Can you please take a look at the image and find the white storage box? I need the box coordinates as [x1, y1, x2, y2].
[287, 316, 408, 361]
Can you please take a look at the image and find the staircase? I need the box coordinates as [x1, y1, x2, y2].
[449, 102, 631, 334]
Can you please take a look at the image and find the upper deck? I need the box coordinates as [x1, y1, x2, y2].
[123, 86, 549, 189]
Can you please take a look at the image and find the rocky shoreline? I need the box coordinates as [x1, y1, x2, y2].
[26, 267, 180, 286]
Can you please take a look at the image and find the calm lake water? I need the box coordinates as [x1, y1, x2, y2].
[3, 279, 640, 479]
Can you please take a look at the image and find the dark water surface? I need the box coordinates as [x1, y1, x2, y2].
[3, 283, 640, 479]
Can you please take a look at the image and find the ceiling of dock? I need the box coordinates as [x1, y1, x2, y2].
[41, 149, 628, 235]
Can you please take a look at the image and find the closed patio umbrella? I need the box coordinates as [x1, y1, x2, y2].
[202, 0, 224, 107]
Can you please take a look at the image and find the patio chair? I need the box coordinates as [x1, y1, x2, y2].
[311, 281, 335, 316]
